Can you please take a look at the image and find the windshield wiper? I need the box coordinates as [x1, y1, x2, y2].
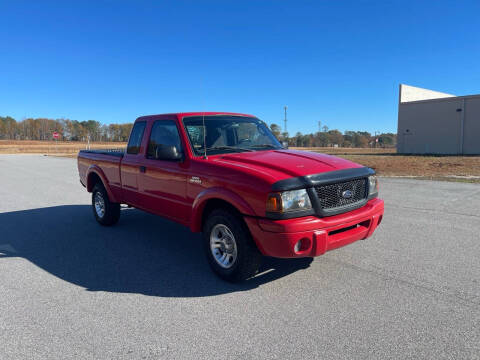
[205, 146, 255, 153]
[248, 144, 281, 149]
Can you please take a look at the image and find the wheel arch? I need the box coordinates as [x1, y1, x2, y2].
[86, 166, 118, 202]
[190, 187, 256, 233]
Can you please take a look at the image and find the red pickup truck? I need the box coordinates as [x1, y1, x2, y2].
[78, 112, 384, 281]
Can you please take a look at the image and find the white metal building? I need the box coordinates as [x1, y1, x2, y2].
[397, 84, 480, 154]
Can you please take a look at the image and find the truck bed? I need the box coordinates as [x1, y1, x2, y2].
[79, 149, 125, 157]
[78, 149, 125, 196]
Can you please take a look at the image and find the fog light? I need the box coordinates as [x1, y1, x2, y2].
[294, 238, 312, 253]
[294, 240, 302, 253]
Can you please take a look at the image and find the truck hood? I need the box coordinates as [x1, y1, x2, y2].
[214, 149, 363, 181]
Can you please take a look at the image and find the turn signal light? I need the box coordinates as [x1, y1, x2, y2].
[266, 193, 283, 212]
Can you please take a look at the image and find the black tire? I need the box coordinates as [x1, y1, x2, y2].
[203, 209, 262, 282]
[92, 183, 120, 226]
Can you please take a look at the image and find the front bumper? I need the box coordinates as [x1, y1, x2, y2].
[244, 198, 384, 258]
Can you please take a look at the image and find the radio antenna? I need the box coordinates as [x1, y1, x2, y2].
[200, 77, 208, 159]
[202, 112, 207, 159]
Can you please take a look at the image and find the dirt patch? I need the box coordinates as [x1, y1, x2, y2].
[0, 140, 126, 155]
[291, 147, 396, 155]
[293, 147, 480, 182]
[310, 154, 480, 183]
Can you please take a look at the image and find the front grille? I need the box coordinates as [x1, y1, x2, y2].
[315, 178, 367, 210]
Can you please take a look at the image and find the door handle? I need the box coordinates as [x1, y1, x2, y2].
[139, 166, 146, 173]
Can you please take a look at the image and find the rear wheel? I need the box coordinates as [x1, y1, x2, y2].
[203, 209, 262, 282]
[92, 183, 120, 226]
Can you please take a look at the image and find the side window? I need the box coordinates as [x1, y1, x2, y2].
[127, 122, 146, 155]
[147, 120, 183, 158]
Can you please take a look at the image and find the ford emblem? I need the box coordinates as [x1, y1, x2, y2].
[342, 190, 353, 199]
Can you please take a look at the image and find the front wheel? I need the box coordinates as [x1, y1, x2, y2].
[92, 183, 120, 226]
[203, 209, 262, 282]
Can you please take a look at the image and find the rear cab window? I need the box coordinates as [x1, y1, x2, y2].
[127, 121, 146, 154]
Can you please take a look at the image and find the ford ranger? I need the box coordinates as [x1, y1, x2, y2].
[78, 112, 384, 282]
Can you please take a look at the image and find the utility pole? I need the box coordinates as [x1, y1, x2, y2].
[318, 121, 322, 133]
[283, 106, 288, 135]
[374, 131, 378, 148]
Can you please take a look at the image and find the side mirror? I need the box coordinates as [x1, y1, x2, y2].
[155, 145, 182, 161]
[282, 141, 289, 149]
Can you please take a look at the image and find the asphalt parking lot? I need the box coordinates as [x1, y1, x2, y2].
[0, 154, 479, 360]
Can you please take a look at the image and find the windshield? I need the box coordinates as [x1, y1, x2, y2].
[182, 115, 283, 155]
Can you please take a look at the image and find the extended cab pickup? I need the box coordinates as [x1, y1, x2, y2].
[78, 112, 384, 281]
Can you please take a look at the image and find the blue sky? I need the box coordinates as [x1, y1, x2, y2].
[1, 1, 479, 134]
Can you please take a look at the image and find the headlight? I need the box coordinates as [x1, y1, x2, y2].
[266, 189, 312, 213]
[368, 175, 379, 198]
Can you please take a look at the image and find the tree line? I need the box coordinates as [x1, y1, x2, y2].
[1, 115, 396, 147]
[0, 116, 132, 142]
[269, 124, 396, 148]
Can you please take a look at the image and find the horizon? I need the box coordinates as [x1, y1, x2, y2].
[0, 114, 397, 137]
[1, 1, 479, 134]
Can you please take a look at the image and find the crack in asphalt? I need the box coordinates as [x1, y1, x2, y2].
[326, 258, 480, 308]
[391, 205, 480, 219]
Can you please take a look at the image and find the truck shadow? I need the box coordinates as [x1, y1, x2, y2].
[0, 205, 313, 297]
